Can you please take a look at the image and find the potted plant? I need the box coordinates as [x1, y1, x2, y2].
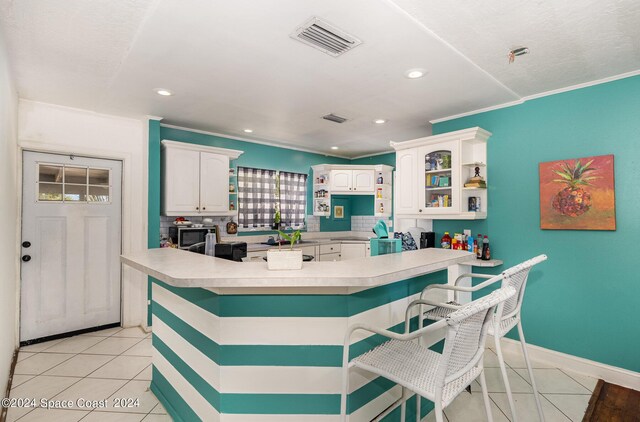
[266, 229, 303, 270]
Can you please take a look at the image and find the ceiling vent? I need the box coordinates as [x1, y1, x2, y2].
[322, 113, 348, 124]
[291, 17, 362, 57]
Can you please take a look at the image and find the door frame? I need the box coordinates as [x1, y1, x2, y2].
[20, 150, 124, 342]
[17, 141, 145, 343]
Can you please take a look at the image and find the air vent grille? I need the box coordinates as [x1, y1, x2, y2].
[322, 113, 348, 124]
[291, 17, 362, 57]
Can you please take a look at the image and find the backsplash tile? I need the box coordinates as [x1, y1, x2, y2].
[351, 216, 392, 233]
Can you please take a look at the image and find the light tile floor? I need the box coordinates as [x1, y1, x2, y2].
[7, 328, 597, 422]
[6, 327, 169, 422]
[426, 347, 597, 422]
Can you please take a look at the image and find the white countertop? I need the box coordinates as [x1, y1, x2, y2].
[121, 248, 473, 293]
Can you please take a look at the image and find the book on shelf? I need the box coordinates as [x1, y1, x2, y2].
[464, 181, 487, 188]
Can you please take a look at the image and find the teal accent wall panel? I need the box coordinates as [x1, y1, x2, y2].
[147, 119, 162, 326]
[320, 195, 351, 231]
[433, 75, 640, 372]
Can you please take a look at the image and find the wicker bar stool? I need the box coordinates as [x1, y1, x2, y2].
[340, 286, 516, 422]
[419, 254, 548, 422]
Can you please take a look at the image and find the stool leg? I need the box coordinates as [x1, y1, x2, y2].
[478, 370, 494, 422]
[434, 401, 445, 422]
[416, 392, 421, 422]
[517, 322, 545, 422]
[493, 335, 518, 422]
[340, 355, 349, 421]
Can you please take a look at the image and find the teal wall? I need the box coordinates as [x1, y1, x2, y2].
[432, 75, 640, 372]
[148, 120, 162, 326]
[321, 196, 351, 231]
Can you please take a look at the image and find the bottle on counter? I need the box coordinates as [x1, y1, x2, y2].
[482, 235, 491, 261]
[441, 232, 451, 249]
[476, 234, 483, 259]
[467, 235, 474, 253]
[377, 174, 384, 184]
[451, 237, 458, 250]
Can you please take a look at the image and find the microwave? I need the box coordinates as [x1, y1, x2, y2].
[169, 226, 218, 250]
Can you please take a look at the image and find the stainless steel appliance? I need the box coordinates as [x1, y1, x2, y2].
[214, 242, 247, 262]
[169, 226, 219, 250]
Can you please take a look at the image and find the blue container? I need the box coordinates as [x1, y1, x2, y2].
[370, 238, 402, 256]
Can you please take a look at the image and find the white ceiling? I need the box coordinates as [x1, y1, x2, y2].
[1, 0, 639, 157]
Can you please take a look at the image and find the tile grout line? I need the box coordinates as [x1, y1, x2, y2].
[11, 334, 119, 422]
[540, 392, 580, 422]
[557, 368, 596, 392]
[79, 331, 154, 420]
[505, 357, 589, 422]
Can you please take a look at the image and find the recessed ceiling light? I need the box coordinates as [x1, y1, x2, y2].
[243, 129, 253, 133]
[155, 89, 173, 96]
[374, 119, 387, 124]
[331, 146, 339, 150]
[405, 69, 426, 79]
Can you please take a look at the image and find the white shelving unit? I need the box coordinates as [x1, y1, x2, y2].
[311, 164, 394, 218]
[391, 127, 490, 220]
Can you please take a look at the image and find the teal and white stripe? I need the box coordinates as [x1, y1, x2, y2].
[150, 273, 445, 421]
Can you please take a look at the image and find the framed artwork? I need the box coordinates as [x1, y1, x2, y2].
[334, 205, 344, 219]
[539, 154, 615, 230]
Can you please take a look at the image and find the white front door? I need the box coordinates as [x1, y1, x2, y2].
[20, 151, 122, 341]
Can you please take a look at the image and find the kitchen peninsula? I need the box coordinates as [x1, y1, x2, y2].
[121, 247, 474, 421]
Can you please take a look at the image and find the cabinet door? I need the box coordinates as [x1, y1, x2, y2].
[319, 252, 341, 262]
[352, 170, 374, 193]
[163, 147, 201, 214]
[330, 170, 352, 192]
[419, 140, 460, 213]
[394, 149, 419, 214]
[340, 243, 366, 260]
[199, 152, 230, 213]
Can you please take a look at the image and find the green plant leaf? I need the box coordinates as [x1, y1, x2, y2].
[553, 170, 572, 180]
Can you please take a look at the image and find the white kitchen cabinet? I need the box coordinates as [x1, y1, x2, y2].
[312, 164, 392, 217]
[340, 243, 366, 260]
[394, 148, 418, 215]
[330, 170, 352, 192]
[319, 252, 341, 262]
[391, 127, 490, 220]
[319, 243, 341, 261]
[329, 169, 374, 194]
[162, 140, 243, 216]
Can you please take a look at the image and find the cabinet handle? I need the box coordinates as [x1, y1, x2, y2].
[349, 187, 352, 190]
[354, 188, 357, 191]
[419, 209, 422, 212]
[203, 207, 206, 210]
[196, 207, 199, 210]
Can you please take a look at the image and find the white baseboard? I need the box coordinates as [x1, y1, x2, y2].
[486, 337, 640, 391]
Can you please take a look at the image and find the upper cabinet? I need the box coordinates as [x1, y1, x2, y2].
[330, 169, 375, 194]
[161, 140, 243, 216]
[391, 127, 491, 220]
[312, 164, 393, 217]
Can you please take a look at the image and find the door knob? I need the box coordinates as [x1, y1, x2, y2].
[22, 255, 31, 262]
[22, 241, 31, 248]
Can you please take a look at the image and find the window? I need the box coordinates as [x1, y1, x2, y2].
[237, 167, 307, 229]
[37, 163, 111, 203]
[279, 171, 307, 229]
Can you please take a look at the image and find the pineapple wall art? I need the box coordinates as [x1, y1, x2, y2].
[539, 155, 616, 230]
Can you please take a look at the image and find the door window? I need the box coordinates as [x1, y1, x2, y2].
[37, 163, 111, 203]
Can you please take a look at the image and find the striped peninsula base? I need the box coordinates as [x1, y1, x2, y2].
[150, 275, 448, 421]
